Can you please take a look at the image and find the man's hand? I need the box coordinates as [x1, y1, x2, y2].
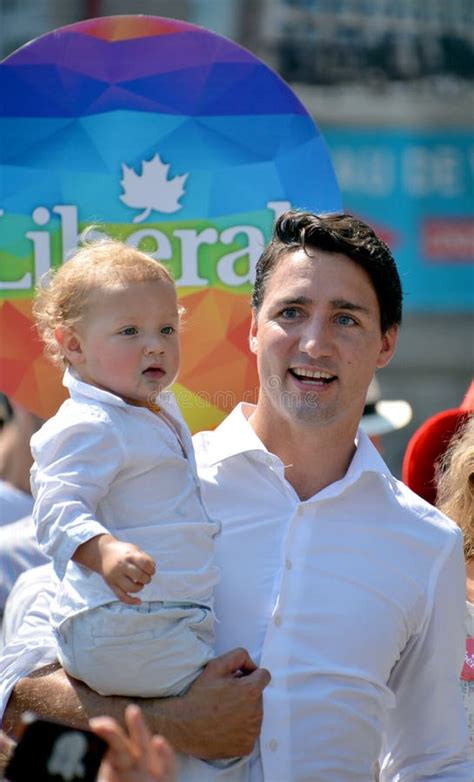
[73, 534, 156, 604]
[4, 650, 271, 761]
[174, 648, 271, 760]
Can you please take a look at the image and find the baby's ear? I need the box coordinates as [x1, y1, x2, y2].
[55, 327, 84, 365]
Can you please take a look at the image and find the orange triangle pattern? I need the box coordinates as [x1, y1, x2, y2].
[0, 290, 258, 430]
[78, 16, 195, 42]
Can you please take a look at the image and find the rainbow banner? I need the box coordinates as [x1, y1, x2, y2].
[0, 15, 340, 428]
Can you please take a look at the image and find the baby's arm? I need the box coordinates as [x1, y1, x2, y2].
[73, 534, 156, 605]
[31, 409, 146, 589]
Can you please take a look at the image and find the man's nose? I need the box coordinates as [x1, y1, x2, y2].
[298, 319, 333, 357]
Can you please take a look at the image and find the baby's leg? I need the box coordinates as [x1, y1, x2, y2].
[56, 601, 214, 697]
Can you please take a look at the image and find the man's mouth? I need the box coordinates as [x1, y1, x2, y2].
[289, 368, 336, 385]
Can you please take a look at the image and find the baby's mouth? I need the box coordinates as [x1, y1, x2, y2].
[143, 367, 165, 378]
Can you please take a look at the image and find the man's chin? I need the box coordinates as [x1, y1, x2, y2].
[279, 396, 329, 425]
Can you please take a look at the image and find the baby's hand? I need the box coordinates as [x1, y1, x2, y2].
[98, 538, 156, 605]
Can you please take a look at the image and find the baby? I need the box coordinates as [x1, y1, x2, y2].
[30, 240, 220, 698]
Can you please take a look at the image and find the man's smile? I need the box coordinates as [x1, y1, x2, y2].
[288, 367, 337, 385]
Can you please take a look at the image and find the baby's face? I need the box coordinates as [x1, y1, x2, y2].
[69, 279, 180, 403]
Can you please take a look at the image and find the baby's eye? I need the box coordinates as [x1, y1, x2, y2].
[161, 325, 175, 335]
[119, 326, 138, 336]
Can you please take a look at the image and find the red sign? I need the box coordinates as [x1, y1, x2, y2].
[461, 637, 474, 681]
[422, 218, 474, 263]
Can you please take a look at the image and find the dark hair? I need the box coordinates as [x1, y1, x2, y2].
[252, 210, 402, 333]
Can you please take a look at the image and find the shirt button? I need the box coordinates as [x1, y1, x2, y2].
[285, 558, 292, 570]
[274, 614, 282, 627]
[297, 506, 304, 516]
[268, 739, 278, 751]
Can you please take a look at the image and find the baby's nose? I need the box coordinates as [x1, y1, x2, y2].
[143, 337, 165, 355]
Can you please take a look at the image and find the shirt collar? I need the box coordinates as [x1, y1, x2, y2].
[202, 402, 393, 492]
[63, 368, 128, 407]
[351, 428, 392, 479]
[202, 403, 268, 465]
[63, 368, 185, 426]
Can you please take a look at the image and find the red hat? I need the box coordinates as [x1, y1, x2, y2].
[402, 381, 474, 505]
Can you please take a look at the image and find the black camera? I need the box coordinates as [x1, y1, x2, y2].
[5, 715, 107, 782]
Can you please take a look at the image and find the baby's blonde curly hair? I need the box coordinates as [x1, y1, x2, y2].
[33, 239, 175, 368]
[436, 416, 474, 562]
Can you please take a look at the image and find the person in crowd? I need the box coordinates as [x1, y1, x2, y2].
[0, 516, 49, 630]
[0, 211, 471, 780]
[360, 375, 412, 453]
[0, 396, 39, 526]
[1, 563, 52, 650]
[403, 382, 474, 756]
[92, 704, 176, 782]
[402, 381, 473, 506]
[0, 704, 176, 782]
[0, 397, 47, 625]
[438, 415, 474, 755]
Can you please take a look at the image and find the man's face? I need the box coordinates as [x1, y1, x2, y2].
[249, 248, 397, 435]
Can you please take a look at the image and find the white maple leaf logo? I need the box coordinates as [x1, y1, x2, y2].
[120, 154, 188, 223]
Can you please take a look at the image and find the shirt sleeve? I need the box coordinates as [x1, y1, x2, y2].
[380, 530, 473, 780]
[0, 515, 49, 611]
[31, 411, 125, 579]
[0, 565, 57, 724]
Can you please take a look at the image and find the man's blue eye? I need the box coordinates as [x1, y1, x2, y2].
[161, 326, 175, 335]
[281, 308, 299, 319]
[337, 315, 355, 326]
[120, 327, 138, 336]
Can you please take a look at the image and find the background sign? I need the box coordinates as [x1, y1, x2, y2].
[0, 15, 341, 426]
[324, 128, 473, 310]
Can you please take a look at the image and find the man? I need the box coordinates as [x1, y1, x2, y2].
[1, 211, 471, 779]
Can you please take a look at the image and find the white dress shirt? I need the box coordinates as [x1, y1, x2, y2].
[195, 404, 472, 780]
[0, 481, 33, 527]
[1, 562, 52, 650]
[0, 514, 48, 613]
[1, 403, 472, 780]
[30, 370, 219, 630]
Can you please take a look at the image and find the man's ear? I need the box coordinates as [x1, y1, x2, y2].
[249, 309, 258, 355]
[55, 327, 84, 366]
[376, 325, 398, 370]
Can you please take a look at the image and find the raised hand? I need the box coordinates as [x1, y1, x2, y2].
[91, 704, 176, 782]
